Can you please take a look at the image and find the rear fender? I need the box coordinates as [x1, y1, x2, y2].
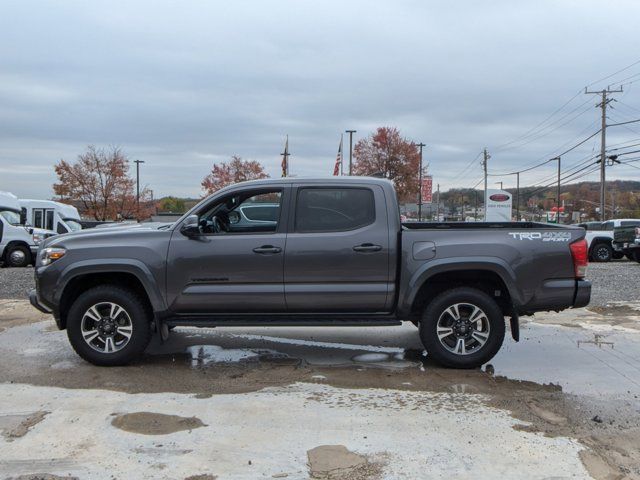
[400, 257, 521, 316]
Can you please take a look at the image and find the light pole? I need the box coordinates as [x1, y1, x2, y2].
[495, 181, 503, 190]
[345, 130, 356, 175]
[134, 159, 145, 220]
[416, 142, 426, 221]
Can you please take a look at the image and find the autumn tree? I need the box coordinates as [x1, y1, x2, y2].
[201, 155, 269, 195]
[157, 196, 186, 213]
[352, 127, 421, 202]
[53, 145, 154, 221]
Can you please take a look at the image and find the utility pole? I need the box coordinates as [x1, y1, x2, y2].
[280, 135, 290, 177]
[474, 190, 478, 221]
[495, 181, 503, 190]
[554, 156, 561, 212]
[134, 159, 145, 221]
[416, 142, 426, 221]
[585, 87, 623, 220]
[436, 183, 440, 221]
[345, 130, 356, 175]
[482, 148, 490, 219]
[516, 172, 520, 221]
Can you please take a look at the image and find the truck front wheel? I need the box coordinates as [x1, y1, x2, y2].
[66, 285, 152, 366]
[591, 243, 612, 262]
[419, 287, 505, 369]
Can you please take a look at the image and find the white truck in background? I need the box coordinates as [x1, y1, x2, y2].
[19, 199, 82, 235]
[579, 219, 640, 262]
[0, 191, 56, 267]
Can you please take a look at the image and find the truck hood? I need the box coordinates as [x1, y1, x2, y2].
[42, 222, 173, 249]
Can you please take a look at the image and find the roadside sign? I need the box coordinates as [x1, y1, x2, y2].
[421, 176, 433, 203]
[485, 189, 512, 222]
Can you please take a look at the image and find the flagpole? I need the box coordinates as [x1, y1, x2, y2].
[340, 134, 344, 176]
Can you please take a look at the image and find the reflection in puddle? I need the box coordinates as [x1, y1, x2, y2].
[187, 345, 293, 367]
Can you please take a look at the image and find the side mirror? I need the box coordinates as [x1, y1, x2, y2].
[180, 214, 201, 237]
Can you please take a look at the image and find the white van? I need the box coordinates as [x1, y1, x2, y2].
[0, 192, 55, 267]
[19, 199, 82, 235]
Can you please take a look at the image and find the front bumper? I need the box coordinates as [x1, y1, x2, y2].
[29, 288, 52, 314]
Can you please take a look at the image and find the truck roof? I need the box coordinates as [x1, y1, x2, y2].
[220, 176, 395, 188]
[0, 191, 20, 212]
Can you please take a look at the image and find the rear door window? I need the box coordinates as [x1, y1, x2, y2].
[295, 187, 375, 233]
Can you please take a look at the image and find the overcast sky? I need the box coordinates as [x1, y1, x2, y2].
[2, 0, 640, 199]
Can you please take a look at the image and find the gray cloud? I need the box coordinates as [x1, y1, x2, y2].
[1, 0, 640, 198]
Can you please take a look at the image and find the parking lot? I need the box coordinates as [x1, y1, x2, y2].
[1, 262, 639, 479]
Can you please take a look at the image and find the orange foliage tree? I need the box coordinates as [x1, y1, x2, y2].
[53, 145, 154, 221]
[353, 127, 421, 202]
[201, 155, 269, 195]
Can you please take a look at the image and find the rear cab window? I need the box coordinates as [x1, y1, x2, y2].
[295, 187, 375, 233]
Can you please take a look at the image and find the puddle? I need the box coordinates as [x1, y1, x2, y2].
[111, 412, 205, 435]
[186, 345, 295, 367]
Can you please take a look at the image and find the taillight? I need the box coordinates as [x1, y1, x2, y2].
[569, 239, 588, 279]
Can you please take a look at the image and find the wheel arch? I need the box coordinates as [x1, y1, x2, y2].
[402, 260, 519, 322]
[56, 260, 165, 329]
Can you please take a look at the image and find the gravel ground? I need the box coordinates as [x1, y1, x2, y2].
[1, 261, 638, 305]
[0, 266, 35, 300]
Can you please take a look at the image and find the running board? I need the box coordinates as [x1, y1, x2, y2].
[166, 315, 401, 328]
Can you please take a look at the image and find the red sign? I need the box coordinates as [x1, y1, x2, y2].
[421, 176, 433, 203]
[489, 194, 510, 202]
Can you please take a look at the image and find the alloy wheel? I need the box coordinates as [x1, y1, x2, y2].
[436, 302, 490, 356]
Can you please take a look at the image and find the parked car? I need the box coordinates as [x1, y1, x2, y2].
[30, 177, 590, 368]
[613, 224, 640, 262]
[19, 199, 82, 234]
[577, 219, 640, 262]
[0, 191, 55, 267]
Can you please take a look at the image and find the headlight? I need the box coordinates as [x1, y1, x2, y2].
[32, 233, 44, 245]
[40, 247, 66, 266]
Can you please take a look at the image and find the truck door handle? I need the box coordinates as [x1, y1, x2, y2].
[353, 243, 382, 252]
[252, 245, 282, 254]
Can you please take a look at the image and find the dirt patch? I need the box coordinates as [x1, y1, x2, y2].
[307, 445, 383, 480]
[0, 410, 49, 441]
[111, 411, 206, 435]
[0, 300, 51, 331]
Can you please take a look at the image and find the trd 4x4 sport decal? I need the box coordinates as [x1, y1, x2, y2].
[508, 231, 571, 242]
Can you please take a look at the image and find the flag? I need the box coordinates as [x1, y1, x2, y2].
[333, 135, 343, 176]
[281, 135, 289, 177]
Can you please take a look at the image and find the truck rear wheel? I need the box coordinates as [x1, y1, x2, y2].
[4, 245, 31, 268]
[419, 287, 505, 369]
[66, 285, 152, 366]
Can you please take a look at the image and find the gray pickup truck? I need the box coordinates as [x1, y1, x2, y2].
[30, 177, 591, 368]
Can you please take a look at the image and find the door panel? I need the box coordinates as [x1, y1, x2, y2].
[284, 185, 390, 312]
[167, 232, 287, 313]
[166, 187, 289, 314]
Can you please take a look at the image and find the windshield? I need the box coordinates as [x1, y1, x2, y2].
[64, 219, 82, 231]
[0, 210, 21, 225]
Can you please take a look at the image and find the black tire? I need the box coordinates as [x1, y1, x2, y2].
[634, 250, 640, 264]
[419, 287, 505, 369]
[66, 285, 152, 366]
[591, 243, 612, 262]
[612, 251, 624, 260]
[4, 245, 31, 268]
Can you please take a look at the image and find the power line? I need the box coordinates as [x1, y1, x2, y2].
[586, 58, 640, 88]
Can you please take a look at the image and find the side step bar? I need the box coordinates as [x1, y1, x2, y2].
[166, 315, 402, 328]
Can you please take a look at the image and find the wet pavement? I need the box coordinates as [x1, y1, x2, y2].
[1, 300, 640, 479]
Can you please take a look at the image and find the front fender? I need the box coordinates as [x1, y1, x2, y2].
[398, 257, 521, 316]
[55, 258, 167, 312]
